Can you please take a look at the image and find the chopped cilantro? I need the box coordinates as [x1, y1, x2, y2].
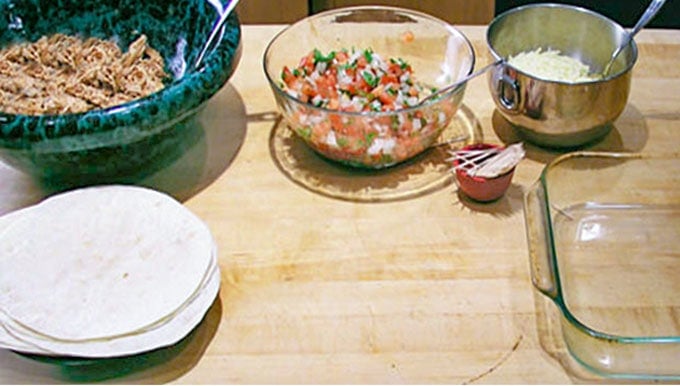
[313, 48, 336, 64]
[390, 115, 400, 131]
[362, 70, 378, 88]
[297, 126, 312, 140]
[365, 132, 377, 145]
[380, 153, 394, 164]
[363, 48, 374, 63]
[337, 136, 349, 148]
[390, 57, 409, 69]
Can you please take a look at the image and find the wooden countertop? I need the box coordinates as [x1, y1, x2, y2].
[0, 25, 678, 384]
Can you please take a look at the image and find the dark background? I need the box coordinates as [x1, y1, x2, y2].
[495, 0, 680, 28]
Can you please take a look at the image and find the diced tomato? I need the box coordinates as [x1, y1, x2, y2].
[335, 51, 349, 63]
[329, 113, 344, 131]
[279, 48, 449, 167]
[311, 120, 331, 143]
[299, 54, 315, 74]
[315, 74, 337, 99]
[327, 98, 339, 110]
[401, 31, 415, 44]
[299, 83, 315, 103]
[282, 66, 296, 86]
[378, 92, 395, 106]
[380, 74, 399, 86]
[388, 63, 403, 76]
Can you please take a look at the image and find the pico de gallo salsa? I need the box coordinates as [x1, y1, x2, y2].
[279, 47, 457, 168]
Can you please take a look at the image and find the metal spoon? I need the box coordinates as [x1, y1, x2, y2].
[601, 0, 667, 77]
[417, 59, 503, 107]
[194, 0, 241, 70]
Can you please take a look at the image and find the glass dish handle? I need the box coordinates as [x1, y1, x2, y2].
[524, 181, 559, 300]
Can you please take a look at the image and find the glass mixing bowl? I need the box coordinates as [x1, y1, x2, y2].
[263, 6, 474, 168]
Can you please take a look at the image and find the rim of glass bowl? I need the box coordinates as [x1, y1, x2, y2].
[263, 5, 475, 118]
[0, 10, 240, 127]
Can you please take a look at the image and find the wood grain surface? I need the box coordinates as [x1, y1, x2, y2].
[0, 25, 678, 384]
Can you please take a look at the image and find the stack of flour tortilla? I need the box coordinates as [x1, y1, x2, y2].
[0, 185, 220, 358]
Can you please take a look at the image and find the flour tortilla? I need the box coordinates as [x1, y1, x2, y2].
[0, 312, 42, 352]
[0, 253, 220, 357]
[0, 185, 215, 343]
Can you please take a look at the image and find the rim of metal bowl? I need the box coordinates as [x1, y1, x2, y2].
[263, 5, 476, 117]
[486, 2, 638, 84]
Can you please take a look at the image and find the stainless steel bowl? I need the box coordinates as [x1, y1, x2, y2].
[487, 3, 637, 148]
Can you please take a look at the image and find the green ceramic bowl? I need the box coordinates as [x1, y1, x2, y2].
[0, 0, 241, 186]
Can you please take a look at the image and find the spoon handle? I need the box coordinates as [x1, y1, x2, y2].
[194, 0, 241, 70]
[418, 59, 502, 106]
[602, 0, 667, 76]
[630, 0, 667, 38]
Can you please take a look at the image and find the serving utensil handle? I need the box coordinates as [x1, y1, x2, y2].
[630, 0, 667, 40]
[524, 181, 560, 300]
[602, 0, 667, 76]
[194, 0, 241, 70]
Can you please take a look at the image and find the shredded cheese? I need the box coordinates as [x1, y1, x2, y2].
[508, 48, 600, 83]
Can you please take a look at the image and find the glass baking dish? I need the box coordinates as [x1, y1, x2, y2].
[524, 152, 680, 380]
